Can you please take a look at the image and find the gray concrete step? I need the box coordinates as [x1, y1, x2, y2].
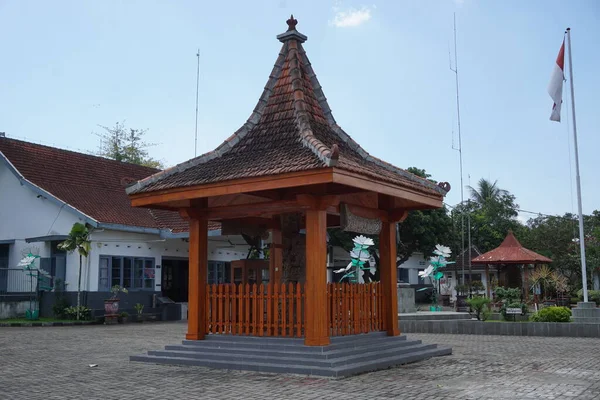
[130, 332, 452, 377]
[131, 344, 451, 377]
[148, 342, 434, 368]
[164, 337, 419, 359]
[182, 333, 405, 353]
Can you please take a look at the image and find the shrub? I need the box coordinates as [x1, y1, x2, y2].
[576, 289, 600, 305]
[466, 296, 491, 321]
[495, 287, 521, 303]
[530, 306, 571, 322]
[471, 280, 485, 292]
[64, 306, 92, 320]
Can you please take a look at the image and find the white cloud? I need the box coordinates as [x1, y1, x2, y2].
[454, 0, 465, 6]
[331, 6, 373, 28]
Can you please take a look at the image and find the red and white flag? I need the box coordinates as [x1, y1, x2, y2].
[548, 40, 565, 122]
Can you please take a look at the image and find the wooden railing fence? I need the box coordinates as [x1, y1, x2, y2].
[205, 282, 385, 337]
[327, 282, 384, 336]
[206, 283, 304, 337]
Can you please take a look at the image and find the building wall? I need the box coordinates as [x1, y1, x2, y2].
[0, 162, 83, 291]
[87, 229, 249, 292]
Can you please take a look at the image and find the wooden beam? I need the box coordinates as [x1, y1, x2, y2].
[379, 195, 400, 336]
[296, 194, 340, 210]
[186, 216, 208, 340]
[333, 169, 443, 209]
[179, 199, 309, 220]
[130, 169, 335, 207]
[304, 207, 330, 346]
[388, 209, 409, 223]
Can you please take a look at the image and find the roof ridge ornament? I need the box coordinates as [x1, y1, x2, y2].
[277, 14, 307, 43]
[287, 14, 298, 31]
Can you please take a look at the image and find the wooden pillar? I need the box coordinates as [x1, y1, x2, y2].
[379, 220, 400, 336]
[186, 216, 208, 340]
[523, 264, 530, 302]
[485, 264, 491, 298]
[304, 207, 329, 346]
[269, 227, 283, 284]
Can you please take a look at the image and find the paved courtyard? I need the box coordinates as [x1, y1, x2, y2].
[1, 322, 600, 400]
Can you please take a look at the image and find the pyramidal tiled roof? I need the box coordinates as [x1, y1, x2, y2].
[127, 16, 447, 198]
[471, 230, 553, 264]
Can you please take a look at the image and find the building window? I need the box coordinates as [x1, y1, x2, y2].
[398, 268, 409, 283]
[207, 261, 230, 284]
[0, 244, 9, 293]
[0, 244, 9, 269]
[99, 256, 155, 291]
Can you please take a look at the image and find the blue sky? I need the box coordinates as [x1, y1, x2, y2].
[1, 0, 598, 218]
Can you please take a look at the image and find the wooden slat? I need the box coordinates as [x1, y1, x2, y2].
[286, 283, 293, 336]
[295, 282, 302, 338]
[244, 283, 250, 335]
[258, 284, 265, 337]
[251, 283, 257, 335]
[273, 283, 279, 336]
[266, 284, 272, 336]
[211, 284, 217, 334]
[223, 285, 231, 333]
[281, 283, 287, 337]
[205, 284, 210, 334]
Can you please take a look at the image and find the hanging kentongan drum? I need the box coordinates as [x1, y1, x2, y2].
[339, 203, 382, 235]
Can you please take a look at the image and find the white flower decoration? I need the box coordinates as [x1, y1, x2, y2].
[17, 255, 37, 267]
[433, 244, 451, 258]
[352, 235, 375, 246]
[430, 256, 448, 266]
[334, 262, 353, 274]
[418, 265, 434, 278]
[350, 250, 370, 261]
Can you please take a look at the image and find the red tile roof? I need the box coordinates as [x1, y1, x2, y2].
[471, 231, 553, 264]
[127, 17, 448, 199]
[0, 137, 204, 234]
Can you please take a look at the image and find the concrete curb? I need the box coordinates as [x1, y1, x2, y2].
[0, 321, 98, 327]
[399, 319, 600, 338]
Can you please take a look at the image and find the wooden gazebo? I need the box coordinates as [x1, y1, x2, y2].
[127, 16, 449, 347]
[472, 230, 552, 300]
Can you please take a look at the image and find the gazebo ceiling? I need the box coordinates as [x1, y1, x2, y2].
[471, 230, 552, 265]
[127, 16, 449, 213]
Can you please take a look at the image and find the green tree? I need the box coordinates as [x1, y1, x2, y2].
[523, 211, 600, 293]
[58, 223, 91, 320]
[95, 121, 163, 168]
[467, 178, 508, 206]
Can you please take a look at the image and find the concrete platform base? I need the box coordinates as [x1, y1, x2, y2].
[130, 332, 451, 378]
[572, 302, 600, 323]
[399, 311, 472, 321]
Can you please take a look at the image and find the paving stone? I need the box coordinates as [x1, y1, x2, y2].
[1, 323, 600, 399]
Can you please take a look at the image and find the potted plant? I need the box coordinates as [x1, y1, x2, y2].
[455, 284, 469, 312]
[134, 303, 144, 322]
[118, 311, 129, 324]
[104, 285, 128, 323]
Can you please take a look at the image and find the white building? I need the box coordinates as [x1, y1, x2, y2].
[0, 136, 249, 317]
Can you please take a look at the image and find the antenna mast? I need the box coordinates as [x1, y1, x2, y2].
[194, 49, 200, 157]
[450, 13, 466, 287]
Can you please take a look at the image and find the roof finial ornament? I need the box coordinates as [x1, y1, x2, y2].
[287, 14, 298, 31]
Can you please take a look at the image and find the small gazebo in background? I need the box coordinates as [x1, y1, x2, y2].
[471, 230, 552, 300]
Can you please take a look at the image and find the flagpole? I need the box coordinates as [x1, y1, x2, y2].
[566, 28, 589, 303]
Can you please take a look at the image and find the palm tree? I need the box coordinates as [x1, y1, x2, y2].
[467, 178, 508, 206]
[58, 223, 91, 320]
